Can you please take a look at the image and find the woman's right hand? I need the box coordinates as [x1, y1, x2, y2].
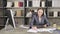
[32, 26, 37, 30]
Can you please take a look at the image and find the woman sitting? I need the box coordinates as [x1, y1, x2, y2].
[30, 8, 50, 29]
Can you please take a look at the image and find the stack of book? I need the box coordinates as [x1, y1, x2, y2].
[52, 0, 60, 7]
[47, 0, 52, 7]
[32, 0, 40, 7]
[6, 2, 13, 7]
[6, 1, 23, 7]
[26, 0, 40, 7]
[54, 11, 58, 17]
[14, 1, 23, 7]
[41, 1, 45, 7]
[15, 10, 23, 16]
[25, 0, 46, 7]
[49, 11, 54, 17]
[49, 11, 58, 17]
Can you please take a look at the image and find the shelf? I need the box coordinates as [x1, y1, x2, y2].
[48, 16, 60, 19]
[25, 16, 31, 18]
[25, 7, 47, 9]
[48, 7, 60, 9]
[0, 16, 24, 18]
[1, 16, 60, 18]
[0, 25, 5, 26]
[0, 16, 7, 17]
[0, 7, 4, 8]
[0, 7, 60, 9]
[14, 16, 24, 18]
[4, 7, 24, 9]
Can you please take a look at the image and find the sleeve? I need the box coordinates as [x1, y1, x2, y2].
[29, 15, 36, 28]
[30, 15, 35, 26]
[44, 16, 50, 26]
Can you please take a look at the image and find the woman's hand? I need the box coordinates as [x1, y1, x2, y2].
[32, 26, 37, 30]
[44, 24, 47, 27]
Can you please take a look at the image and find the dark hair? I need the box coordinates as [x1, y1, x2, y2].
[37, 8, 43, 11]
[37, 8, 44, 16]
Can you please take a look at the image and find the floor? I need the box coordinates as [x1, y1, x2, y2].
[0, 25, 60, 34]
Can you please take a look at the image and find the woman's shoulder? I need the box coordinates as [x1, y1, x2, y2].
[42, 15, 47, 18]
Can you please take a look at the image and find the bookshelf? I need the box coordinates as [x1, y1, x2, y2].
[24, 0, 47, 25]
[24, 0, 60, 25]
[0, 0, 25, 27]
[6, 0, 24, 27]
[0, 0, 60, 27]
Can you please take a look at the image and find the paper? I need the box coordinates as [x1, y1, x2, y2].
[38, 28, 56, 32]
[27, 29, 38, 33]
[27, 28, 56, 33]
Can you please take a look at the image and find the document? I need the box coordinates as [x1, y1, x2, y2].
[27, 27, 56, 33]
[27, 29, 38, 33]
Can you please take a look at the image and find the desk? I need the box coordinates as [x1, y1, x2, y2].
[1, 25, 60, 34]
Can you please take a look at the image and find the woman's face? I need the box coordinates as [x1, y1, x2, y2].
[38, 9, 43, 17]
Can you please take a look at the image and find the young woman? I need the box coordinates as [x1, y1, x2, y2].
[30, 8, 50, 29]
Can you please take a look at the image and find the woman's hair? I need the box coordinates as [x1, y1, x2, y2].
[37, 8, 44, 16]
[37, 8, 43, 11]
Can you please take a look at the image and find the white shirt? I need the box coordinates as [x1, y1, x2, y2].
[39, 17, 41, 22]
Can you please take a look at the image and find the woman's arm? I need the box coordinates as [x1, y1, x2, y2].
[44, 16, 50, 26]
[30, 15, 35, 28]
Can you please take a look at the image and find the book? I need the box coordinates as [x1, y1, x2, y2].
[28, 1, 32, 7]
[18, 2, 23, 7]
[16, 10, 21, 16]
[52, 0, 60, 7]
[15, 10, 23, 16]
[0, 0, 3, 7]
[6, 2, 13, 7]
[41, 1, 45, 7]
[3, 0, 7, 7]
[49, 11, 54, 17]
[58, 12, 60, 16]
[32, 0, 40, 7]
[25, 0, 27, 7]
[54, 11, 57, 17]
[47, 0, 52, 7]
[27, 0, 28, 7]
[14, 1, 18, 7]
[14, 1, 23, 7]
